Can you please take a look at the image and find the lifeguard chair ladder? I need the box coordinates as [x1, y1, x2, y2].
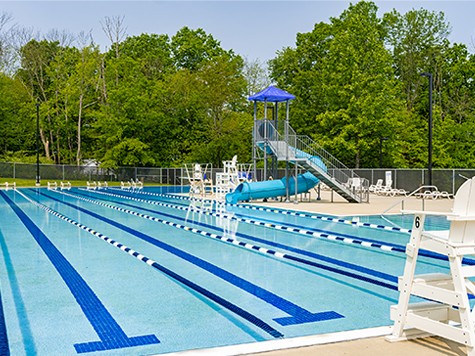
[386, 176, 475, 355]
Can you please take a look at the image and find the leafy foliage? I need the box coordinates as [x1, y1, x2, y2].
[1, 2, 475, 170]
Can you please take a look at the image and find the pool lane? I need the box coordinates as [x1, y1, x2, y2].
[31, 189, 344, 328]
[62, 188, 400, 288]
[0, 190, 160, 354]
[75, 188, 455, 272]
[17, 190, 284, 339]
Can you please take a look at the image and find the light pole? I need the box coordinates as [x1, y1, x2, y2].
[379, 137, 388, 168]
[36, 102, 40, 186]
[420, 72, 433, 186]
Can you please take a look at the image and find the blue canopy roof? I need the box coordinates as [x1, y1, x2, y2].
[248, 86, 295, 102]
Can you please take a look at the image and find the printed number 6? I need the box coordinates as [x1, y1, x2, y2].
[415, 216, 420, 229]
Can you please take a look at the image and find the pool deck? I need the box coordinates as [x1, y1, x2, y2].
[240, 191, 461, 356]
[249, 189, 454, 216]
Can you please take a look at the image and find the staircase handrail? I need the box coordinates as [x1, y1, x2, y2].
[257, 119, 367, 202]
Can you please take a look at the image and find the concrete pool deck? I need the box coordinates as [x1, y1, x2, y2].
[245, 191, 461, 355]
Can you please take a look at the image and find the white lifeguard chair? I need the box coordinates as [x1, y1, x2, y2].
[386, 176, 475, 355]
[185, 163, 213, 197]
[216, 155, 239, 200]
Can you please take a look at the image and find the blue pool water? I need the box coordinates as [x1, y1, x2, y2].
[0, 186, 453, 355]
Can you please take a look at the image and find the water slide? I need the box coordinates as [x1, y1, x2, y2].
[225, 171, 320, 204]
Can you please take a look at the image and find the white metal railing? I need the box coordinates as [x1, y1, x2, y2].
[381, 185, 440, 215]
[254, 120, 368, 202]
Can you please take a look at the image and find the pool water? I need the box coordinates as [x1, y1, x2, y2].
[0, 187, 453, 355]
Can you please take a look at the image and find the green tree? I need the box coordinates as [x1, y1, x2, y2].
[0, 74, 32, 158]
[270, 1, 404, 168]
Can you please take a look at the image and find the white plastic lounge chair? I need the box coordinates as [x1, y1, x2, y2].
[377, 179, 393, 195]
[386, 177, 475, 355]
[369, 179, 383, 193]
[350, 177, 362, 193]
[131, 179, 143, 191]
[415, 188, 453, 199]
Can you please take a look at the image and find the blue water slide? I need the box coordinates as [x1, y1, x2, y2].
[225, 171, 320, 204]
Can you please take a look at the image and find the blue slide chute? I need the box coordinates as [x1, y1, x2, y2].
[226, 171, 320, 204]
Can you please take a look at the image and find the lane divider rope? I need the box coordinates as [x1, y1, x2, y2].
[55, 189, 398, 290]
[95, 189, 407, 254]
[16, 189, 284, 339]
[114, 188, 412, 234]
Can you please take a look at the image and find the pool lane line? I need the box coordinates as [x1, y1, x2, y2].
[87, 188, 452, 266]
[0, 282, 9, 356]
[2, 190, 160, 354]
[55, 189, 399, 292]
[88, 189, 407, 254]
[129, 190, 465, 265]
[17, 190, 284, 340]
[34, 189, 344, 327]
[0, 226, 35, 355]
[116, 189, 412, 234]
[72, 189, 399, 283]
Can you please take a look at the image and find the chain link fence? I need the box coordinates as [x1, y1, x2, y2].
[0, 162, 474, 195]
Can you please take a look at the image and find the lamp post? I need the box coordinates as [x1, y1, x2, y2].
[379, 137, 388, 168]
[36, 102, 40, 186]
[420, 72, 433, 187]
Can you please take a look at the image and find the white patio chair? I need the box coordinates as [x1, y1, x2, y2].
[377, 179, 393, 195]
[369, 179, 383, 193]
[60, 181, 71, 190]
[386, 177, 475, 355]
[86, 181, 97, 190]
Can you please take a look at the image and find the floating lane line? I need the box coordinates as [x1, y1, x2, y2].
[35, 189, 344, 327]
[55, 189, 399, 290]
[73, 189, 400, 282]
[114, 188, 412, 234]
[87, 189, 408, 255]
[108, 189, 461, 265]
[3, 190, 160, 354]
[16, 190, 284, 339]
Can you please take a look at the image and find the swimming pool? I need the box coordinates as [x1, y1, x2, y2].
[0, 186, 453, 355]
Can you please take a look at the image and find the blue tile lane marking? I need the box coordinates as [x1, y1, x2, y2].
[0, 226, 34, 355]
[0, 191, 160, 354]
[85, 189, 406, 255]
[33, 189, 344, 327]
[66, 190, 398, 286]
[15, 191, 283, 340]
[16, 194, 283, 338]
[70, 189, 399, 285]
[0, 283, 9, 356]
[100, 189, 461, 265]
[117, 188, 412, 234]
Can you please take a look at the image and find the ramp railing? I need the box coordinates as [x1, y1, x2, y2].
[256, 119, 368, 203]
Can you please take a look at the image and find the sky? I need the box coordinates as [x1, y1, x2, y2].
[2, 1, 475, 62]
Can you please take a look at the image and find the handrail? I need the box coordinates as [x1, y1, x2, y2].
[255, 119, 367, 202]
[381, 185, 440, 215]
[265, 120, 361, 186]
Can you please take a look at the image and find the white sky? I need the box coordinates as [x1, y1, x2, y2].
[2, 1, 475, 62]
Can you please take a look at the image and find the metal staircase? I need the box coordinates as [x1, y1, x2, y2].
[256, 121, 368, 203]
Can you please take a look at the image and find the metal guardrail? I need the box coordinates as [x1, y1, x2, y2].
[381, 185, 441, 215]
[258, 120, 367, 202]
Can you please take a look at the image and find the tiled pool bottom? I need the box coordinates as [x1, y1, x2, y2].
[0, 187, 452, 355]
